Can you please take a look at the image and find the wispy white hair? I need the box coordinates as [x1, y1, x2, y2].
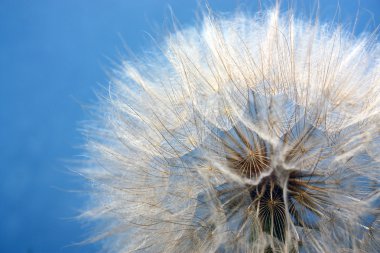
[81, 6, 380, 253]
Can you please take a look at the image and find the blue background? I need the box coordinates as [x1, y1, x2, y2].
[0, 1, 378, 252]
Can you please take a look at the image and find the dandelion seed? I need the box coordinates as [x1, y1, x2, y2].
[82, 5, 380, 253]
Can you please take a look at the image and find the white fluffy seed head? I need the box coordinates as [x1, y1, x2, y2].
[81, 6, 380, 253]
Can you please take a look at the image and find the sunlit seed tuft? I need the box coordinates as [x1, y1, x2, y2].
[81, 5, 380, 253]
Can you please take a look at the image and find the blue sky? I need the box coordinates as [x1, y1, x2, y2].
[0, 1, 378, 252]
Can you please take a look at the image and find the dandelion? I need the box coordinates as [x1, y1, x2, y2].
[81, 5, 380, 253]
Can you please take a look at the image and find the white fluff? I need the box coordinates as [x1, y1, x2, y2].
[82, 6, 380, 253]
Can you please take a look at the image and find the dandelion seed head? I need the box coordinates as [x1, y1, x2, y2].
[82, 6, 380, 253]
